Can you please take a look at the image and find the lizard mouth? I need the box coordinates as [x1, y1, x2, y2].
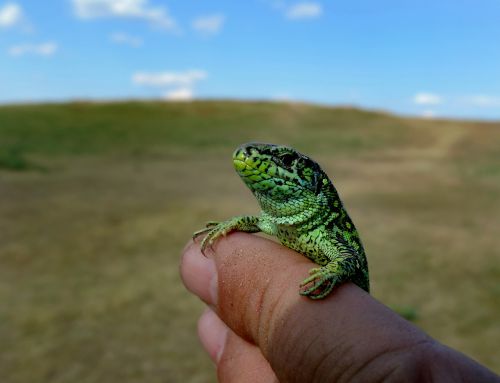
[232, 144, 261, 174]
[232, 147, 248, 172]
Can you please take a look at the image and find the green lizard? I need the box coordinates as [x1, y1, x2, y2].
[194, 143, 369, 299]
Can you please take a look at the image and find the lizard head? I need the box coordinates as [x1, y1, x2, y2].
[232, 142, 328, 202]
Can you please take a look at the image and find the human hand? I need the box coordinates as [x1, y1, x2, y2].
[180, 232, 499, 382]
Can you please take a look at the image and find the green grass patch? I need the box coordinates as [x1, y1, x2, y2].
[1, 100, 499, 382]
[0, 146, 30, 171]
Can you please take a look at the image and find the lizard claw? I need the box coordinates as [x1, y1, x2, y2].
[193, 221, 221, 240]
[199, 235, 213, 256]
[196, 222, 232, 256]
[192, 227, 211, 240]
[193, 215, 260, 258]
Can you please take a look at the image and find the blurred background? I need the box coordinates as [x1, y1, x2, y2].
[0, 1, 499, 382]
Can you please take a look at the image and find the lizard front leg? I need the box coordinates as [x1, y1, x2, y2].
[193, 215, 261, 253]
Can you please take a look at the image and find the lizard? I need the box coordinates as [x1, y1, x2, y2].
[194, 142, 369, 299]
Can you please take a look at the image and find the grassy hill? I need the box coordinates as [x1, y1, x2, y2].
[1, 101, 499, 382]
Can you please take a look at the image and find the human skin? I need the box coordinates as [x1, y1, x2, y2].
[180, 232, 500, 383]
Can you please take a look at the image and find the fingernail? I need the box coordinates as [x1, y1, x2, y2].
[180, 241, 218, 305]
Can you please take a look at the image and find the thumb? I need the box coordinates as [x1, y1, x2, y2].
[182, 232, 432, 382]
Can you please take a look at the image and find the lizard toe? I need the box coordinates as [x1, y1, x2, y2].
[299, 268, 338, 299]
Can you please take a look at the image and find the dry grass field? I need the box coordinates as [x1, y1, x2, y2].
[1, 101, 499, 382]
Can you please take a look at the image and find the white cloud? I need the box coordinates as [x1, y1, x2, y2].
[192, 14, 225, 36]
[0, 2, 23, 28]
[271, 93, 295, 102]
[413, 92, 443, 106]
[286, 2, 322, 20]
[163, 87, 193, 101]
[72, 0, 177, 31]
[462, 95, 500, 108]
[421, 110, 436, 119]
[132, 70, 207, 87]
[133, 70, 207, 100]
[8, 42, 58, 57]
[110, 32, 142, 47]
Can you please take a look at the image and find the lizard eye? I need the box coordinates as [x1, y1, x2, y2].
[278, 153, 295, 168]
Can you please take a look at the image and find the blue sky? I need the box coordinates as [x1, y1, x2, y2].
[0, 0, 499, 119]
